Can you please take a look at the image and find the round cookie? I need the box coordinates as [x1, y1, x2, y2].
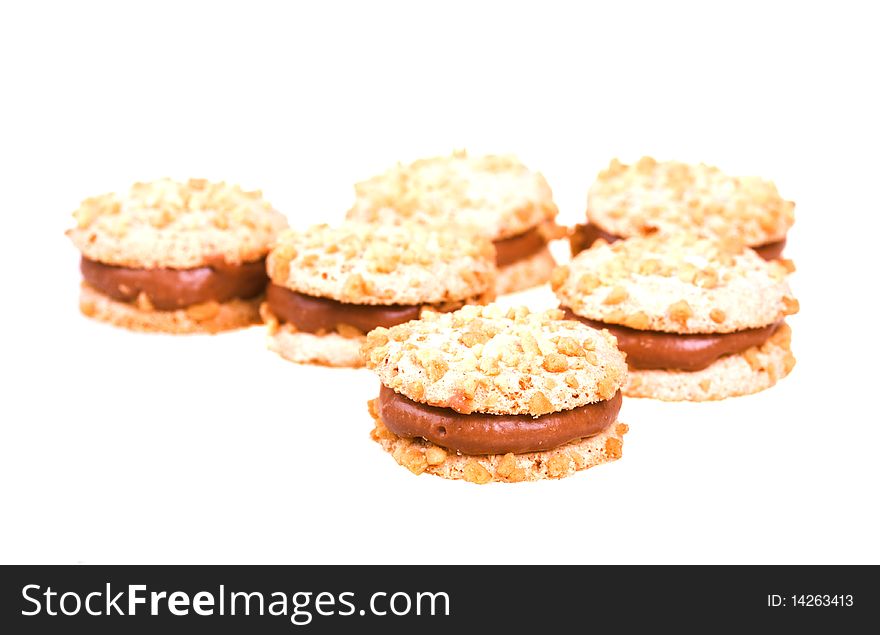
[552, 233, 799, 401]
[67, 178, 287, 334]
[347, 150, 561, 294]
[362, 304, 629, 483]
[262, 222, 496, 367]
[572, 157, 795, 261]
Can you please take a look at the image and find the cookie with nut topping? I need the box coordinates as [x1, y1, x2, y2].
[262, 222, 496, 367]
[553, 233, 798, 401]
[67, 178, 287, 333]
[347, 150, 561, 295]
[571, 157, 795, 262]
[363, 304, 629, 483]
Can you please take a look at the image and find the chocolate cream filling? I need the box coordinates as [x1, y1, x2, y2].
[378, 384, 622, 455]
[493, 227, 547, 267]
[569, 222, 786, 261]
[562, 308, 781, 371]
[266, 283, 425, 335]
[80, 256, 268, 310]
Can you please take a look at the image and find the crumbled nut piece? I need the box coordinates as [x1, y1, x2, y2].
[409, 381, 425, 401]
[603, 285, 628, 305]
[577, 274, 601, 294]
[370, 419, 397, 442]
[596, 374, 618, 399]
[399, 447, 427, 475]
[556, 336, 583, 357]
[496, 453, 517, 478]
[425, 357, 449, 382]
[186, 301, 220, 322]
[778, 258, 796, 274]
[638, 259, 662, 275]
[460, 330, 489, 347]
[528, 391, 554, 416]
[462, 462, 492, 484]
[336, 323, 363, 338]
[448, 389, 473, 414]
[542, 353, 568, 372]
[782, 296, 799, 316]
[694, 268, 718, 289]
[136, 292, 155, 312]
[668, 300, 693, 325]
[604, 436, 623, 459]
[547, 454, 571, 478]
[389, 324, 412, 342]
[425, 446, 447, 465]
[624, 311, 650, 330]
[677, 262, 698, 284]
[79, 297, 97, 317]
[519, 332, 541, 356]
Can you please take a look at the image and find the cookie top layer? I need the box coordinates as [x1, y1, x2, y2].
[587, 157, 795, 246]
[67, 178, 288, 269]
[552, 233, 798, 334]
[347, 150, 558, 240]
[363, 304, 627, 416]
[267, 222, 496, 306]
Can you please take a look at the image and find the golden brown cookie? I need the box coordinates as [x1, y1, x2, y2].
[347, 150, 560, 293]
[363, 304, 629, 482]
[263, 222, 496, 367]
[553, 234, 799, 401]
[67, 178, 287, 334]
[574, 157, 795, 260]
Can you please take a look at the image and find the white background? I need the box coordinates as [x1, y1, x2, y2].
[1, 1, 877, 564]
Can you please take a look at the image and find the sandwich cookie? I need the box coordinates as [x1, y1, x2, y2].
[571, 157, 795, 262]
[347, 151, 560, 295]
[262, 222, 496, 367]
[363, 304, 629, 483]
[553, 233, 799, 401]
[67, 178, 287, 333]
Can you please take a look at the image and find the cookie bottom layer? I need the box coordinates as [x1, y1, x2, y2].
[79, 283, 261, 334]
[267, 323, 365, 367]
[369, 401, 628, 483]
[495, 246, 556, 295]
[624, 323, 795, 401]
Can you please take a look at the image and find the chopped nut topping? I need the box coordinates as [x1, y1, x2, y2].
[603, 285, 629, 305]
[588, 157, 794, 248]
[668, 300, 693, 325]
[463, 462, 492, 484]
[348, 151, 558, 240]
[542, 353, 569, 373]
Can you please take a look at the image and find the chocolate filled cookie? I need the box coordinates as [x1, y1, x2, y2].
[67, 178, 287, 333]
[363, 304, 629, 483]
[347, 151, 561, 294]
[571, 157, 795, 262]
[262, 222, 496, 367]
[553, 233, 799, 401]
